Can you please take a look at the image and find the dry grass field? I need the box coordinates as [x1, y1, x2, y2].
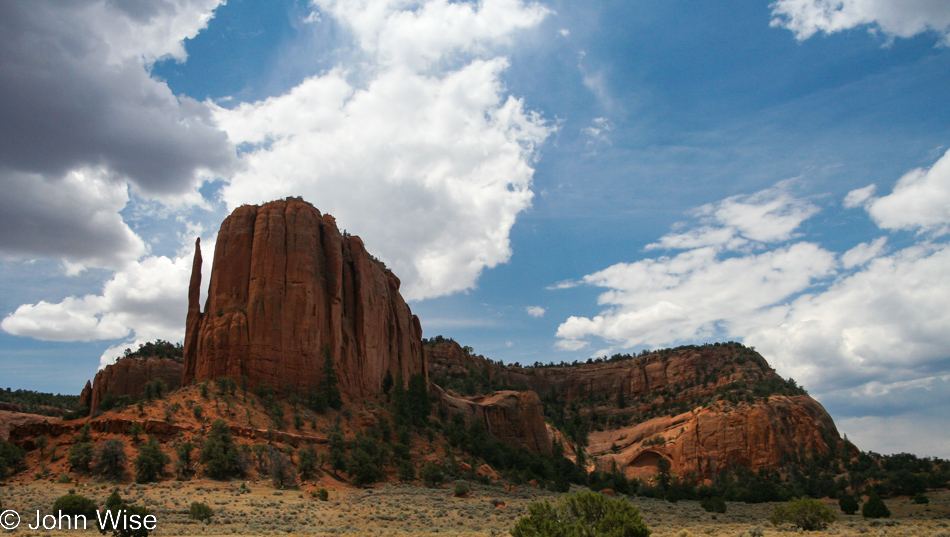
[1, 479, 948, 537]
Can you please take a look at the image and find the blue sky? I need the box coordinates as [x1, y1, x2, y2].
[2, 0, 950, 457]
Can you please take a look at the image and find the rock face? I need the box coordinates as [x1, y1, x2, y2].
[85, 358, 183, 415]
[436, 385, 553, 456]
[78, 380, 92, 410]
[183, 200, 426, 401]
[427, 340, 840, 479]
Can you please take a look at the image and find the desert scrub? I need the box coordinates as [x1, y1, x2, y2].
[189, 501, 214, 523]
[769, 497, 836, 531]
[862, 492, 890, 519]
[511, 491, 650, 537]
[52, 494, 98, 519]
[453, 482, 471, 497]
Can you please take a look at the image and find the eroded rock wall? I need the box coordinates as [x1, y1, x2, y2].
[183, 200, 426, 401]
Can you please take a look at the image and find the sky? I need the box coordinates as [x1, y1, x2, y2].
[1, 0, 950, 458]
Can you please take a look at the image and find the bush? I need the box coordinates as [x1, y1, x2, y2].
[189, 501, 215, 523]
[838, 493, 859, 514]
[297, 444, 318, 478]
[769, 497, 837, 531]
[511, 491, 651, 537]
[421, 463, 444, 488]
[174, 440, 195, 480]
[862, 492, 890, 519]
[68, 442, 94, 473]
[269, 447, 296, 489]
[94, 438, 128, 481]
[0, 441, 26, 479]
[312, 488, 329, 501]
[346, 447, 381, 487]
[100, 491, 151, 537]
[200, 419, 244, 479]
[52, 494, 98, 520]
[913, 492, 929, 504]
[453, 481, 471, 496]
[398, 460, 416, 481]
[134, 436, 169, 483]
[701, 496, 727, 513]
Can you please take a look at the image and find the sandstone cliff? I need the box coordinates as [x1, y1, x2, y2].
[183, 200, 426, 401]
[435, 385, 553, 455]
[85, 357, 183, 415]
[427, 340, 840, 480]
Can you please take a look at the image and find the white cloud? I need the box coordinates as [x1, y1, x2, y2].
[841, 237, 886, 268]
[770, 0, 950, 43]
[555, 242, 836, 350]
[526, 306, 546, 317]
[647, 180, 819, 251]
[843, 184, 876, 208]
[864, 148, 950, 235]
[2, 240, 207, 368]
[214, 0, 553, 301]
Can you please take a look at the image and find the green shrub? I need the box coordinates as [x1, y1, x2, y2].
[862, 492, 890, 519]
[174, 440, 195, 480]
[189, 501, 214, 523]
[913, 492, 929, 504]
[838, 494, 859, 514]
[398, 460, 416, 482]
[200, 419, 244, 479]
[313, 488, 329, 501]
[0, 441, 26, 479]
[68, 442, 94, 473]
[93, 438, 128, 481]
[769, 497, 837, 531]
[421, 463, 444, 488]
[701, 496, 727, 513]
[58, 472, 72, 484]
[52, 494, 98, 520]
[453, 481, 471, 496]
[511, 491, 651, 537]
[346, 447, 381, 487]
[134, 436, 169, 483]
[269, 447, 296, 489]
[297, 444, 318, 479]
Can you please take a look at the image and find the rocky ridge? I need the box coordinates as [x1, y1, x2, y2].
[81, 357, 183, 415]
[427, 340, 840, 480]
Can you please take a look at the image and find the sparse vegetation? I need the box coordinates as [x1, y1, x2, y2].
[93, 438, 128, 481]
[769, 497, 837, 531]
[511, 491, 651, 537]
[134, 436, 169, 483]
[189, 501, 215, 523]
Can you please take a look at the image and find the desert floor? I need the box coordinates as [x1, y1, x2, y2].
[1, 480, 947, 537]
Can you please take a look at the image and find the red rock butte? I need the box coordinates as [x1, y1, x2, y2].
[183, 199, 426, 400]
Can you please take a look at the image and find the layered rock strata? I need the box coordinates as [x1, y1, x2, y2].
[427, 341, 840, 479]
[83, 357, 183, 415]
[183, 200, 426, 401]
[435, 385, 553, 456]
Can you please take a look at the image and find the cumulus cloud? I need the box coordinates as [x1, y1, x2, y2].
[862, 148, 950, 235]
[2, 240, 206, 368]
[770, 0, 950, 42]
[526, 306, 546, 318]
[555, 242, 837, 351]
[214, 0, 553, 300]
